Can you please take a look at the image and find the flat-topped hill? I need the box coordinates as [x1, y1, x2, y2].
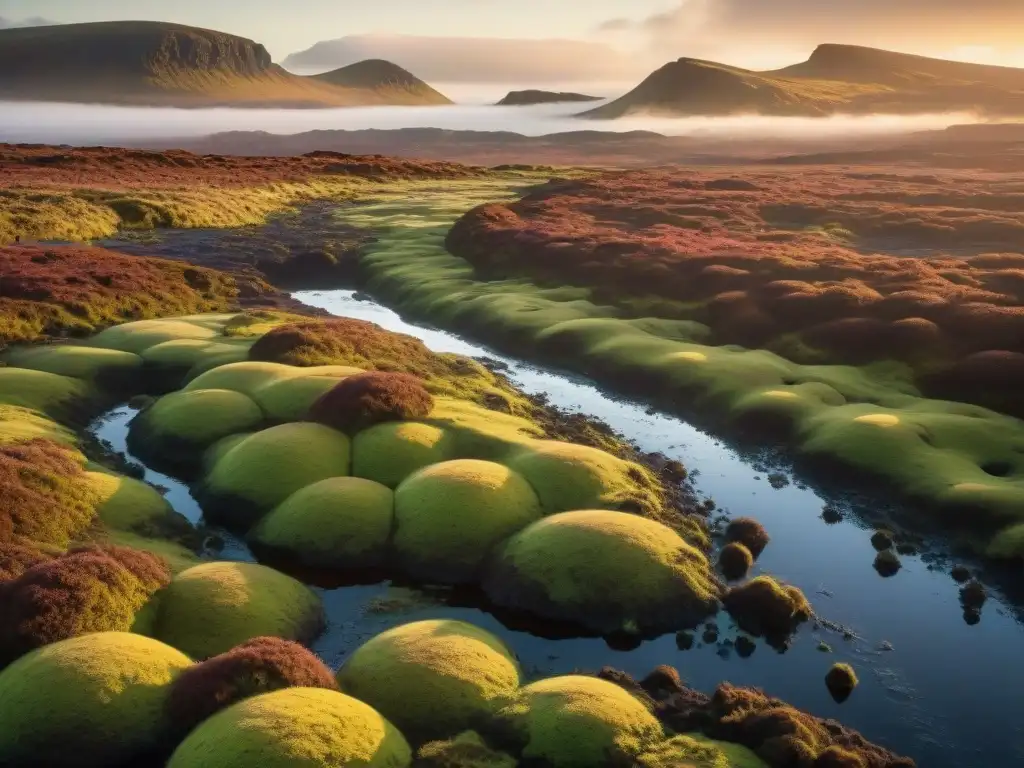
[582, 44, 1024, 118]
[0, 21, 444, 107]
[497, 90, 602, 106]
[310, 59, 450, 105]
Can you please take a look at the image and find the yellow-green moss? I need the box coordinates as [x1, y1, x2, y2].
[352, 421, 453, 488]
[337, 619, 521, 744]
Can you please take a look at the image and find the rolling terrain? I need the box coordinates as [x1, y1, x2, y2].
[496, 90, 603, 106]
[0, 21, 447, 107]
[582, 44, 1024, 118]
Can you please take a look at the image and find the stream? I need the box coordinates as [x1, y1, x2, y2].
[87, 287, 1024, 767]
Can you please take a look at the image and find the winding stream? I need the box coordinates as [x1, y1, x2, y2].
[88, 288, 1024, 767]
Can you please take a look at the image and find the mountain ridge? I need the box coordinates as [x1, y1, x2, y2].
[581, 44, 1024, 119]
[0, 21, 447, 107]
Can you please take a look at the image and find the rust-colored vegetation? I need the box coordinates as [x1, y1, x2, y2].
[447, 167, 1024, 415]
[0, 439, 97, 548]
[0, 244, 238, 345]
[723, 576, 811, 647]
[0, 144, 477, 191]
[0, 545, 170, 661]
[167, 636, 338, 733]
[309, 371, 434, 434]
[0, 541, 48, 583]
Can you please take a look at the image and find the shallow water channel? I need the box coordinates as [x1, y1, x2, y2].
[89, 288, 1024, 767]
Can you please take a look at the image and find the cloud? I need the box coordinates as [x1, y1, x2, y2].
[283, 34, 644, 84]
[0, 16, 57, 29]
[605, 0, 1024, 66]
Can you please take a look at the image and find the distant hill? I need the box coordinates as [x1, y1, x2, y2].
[310, 59, 450, 105]
[497, 90, 603, 106]
[0, 21, 447, 107]
[581, 44, 1024, 119]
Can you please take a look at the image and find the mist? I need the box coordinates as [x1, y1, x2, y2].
[0, 100, 980, 147]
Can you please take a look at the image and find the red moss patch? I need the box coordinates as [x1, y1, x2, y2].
[249, 317, 441, 374]
[0, 540, 48, 583]
[446, 167, 1024, 414]
[309, 371, 434, 433]
[0, 545, 170, 661]
[0, 244, 239, 345]
[725, 517, 770, 558]
[166, 636, 337, 733]
[0, 438, 97, 548]
[0, 144, 477, 192]
[723, 576, 811, 647]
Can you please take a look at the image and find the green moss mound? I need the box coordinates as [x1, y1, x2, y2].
[309, 371, 435, 434]
[134, 388, 264, 448]
[484, 510, 721, 635]
[86, 470, 192, 538]
[168, 686, 411, 768]
[185, 360, 303, 397]
[200, 422, 351, 528]
[0, 366, 92, 416]
[0, 632, 192, 767]
[3, 344, 142, 384]
[141, 338, 251, 380]
[505, 440, 661, 515]
[0, 404, 75, 445]
[352, 421, 453, 488]
[825, 663, 859, 703]
[252, 367, 362, 422]
[498, 675, 664, 767]
[393, 460, 542, 583]
[153, 561, 324, 659]
[1, 545, 171, 661]
[88, 317, 220, 354]
[167, 636, 338, 735]
[336, 619, 521, 744]
[640, 733, 769, 768]
[249, 477, 394, 569]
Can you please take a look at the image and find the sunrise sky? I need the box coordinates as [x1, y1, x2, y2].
[4, 0, 1024, 77]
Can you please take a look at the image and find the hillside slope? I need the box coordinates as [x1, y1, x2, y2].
[0, 21, 443, 107]
[497, 90, 603, 106]
[309, 59, 450, 105]
[582, 44, 1024, 118]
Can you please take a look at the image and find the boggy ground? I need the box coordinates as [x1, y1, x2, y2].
[0, 305, 914, 766]
[319, 178, 1024, 564]
[446, 166, 1024, 418]
[0, 143, 482, 246]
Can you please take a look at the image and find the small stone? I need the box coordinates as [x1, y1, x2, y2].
[896, 542, 917, 556]
[959, 580, 987, 610]
[821, 506, 844, 525]
[817, 641, 832, 653]
[963, 608, 982, 626]
[825, 663, 858, 703]
[878, 640, 895, 652]
[735, 636, 756, 658]
[702, 626, 720, 644]
[951, 565, 971, 583]
[675, 631, 695, 651]
[874, 550, 901, 577]
[870, 530, 894, 551]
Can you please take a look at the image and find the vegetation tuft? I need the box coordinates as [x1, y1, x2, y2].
[309, 371, 434, 433]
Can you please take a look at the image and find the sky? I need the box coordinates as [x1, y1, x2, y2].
[3, 0, 1024, 79]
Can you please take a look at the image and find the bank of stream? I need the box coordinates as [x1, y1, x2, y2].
[83, 284, 1024, 768]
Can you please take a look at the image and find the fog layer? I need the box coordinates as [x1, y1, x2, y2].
[0, 100, 979, 146]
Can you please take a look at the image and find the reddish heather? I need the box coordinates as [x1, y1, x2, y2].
[446, 167, 1024, 413]
[0, 144, 478, 191]
[0, 244, 240, 344]
[309, 371, 434, 433]
[166, 636, 338, 733]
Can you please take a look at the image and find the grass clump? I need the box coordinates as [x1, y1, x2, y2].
[199, 422, 351, 529]
[393, 459, 542, 584]
[249, 477, 394, 570]
[309, 371, 434, 433]
[0, 438, 99, 548]
[496, 675, 664, 767]
[352, 421, 453, 488]
[167, 687, 412, 768]
[153, 561, 324, 659]
[718, 542, 754, 581]
[484, 509, 721, 635]
[0, 632, 192, 767]
[825, 663, 859, 703]
[337, 619, 521, 745]
[724, 517, 770, 559]
[722, 576, 811, 647]
[167, 636, 338, 735]
[415, 731, 517, 768]
[0, 545, 170, 662]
